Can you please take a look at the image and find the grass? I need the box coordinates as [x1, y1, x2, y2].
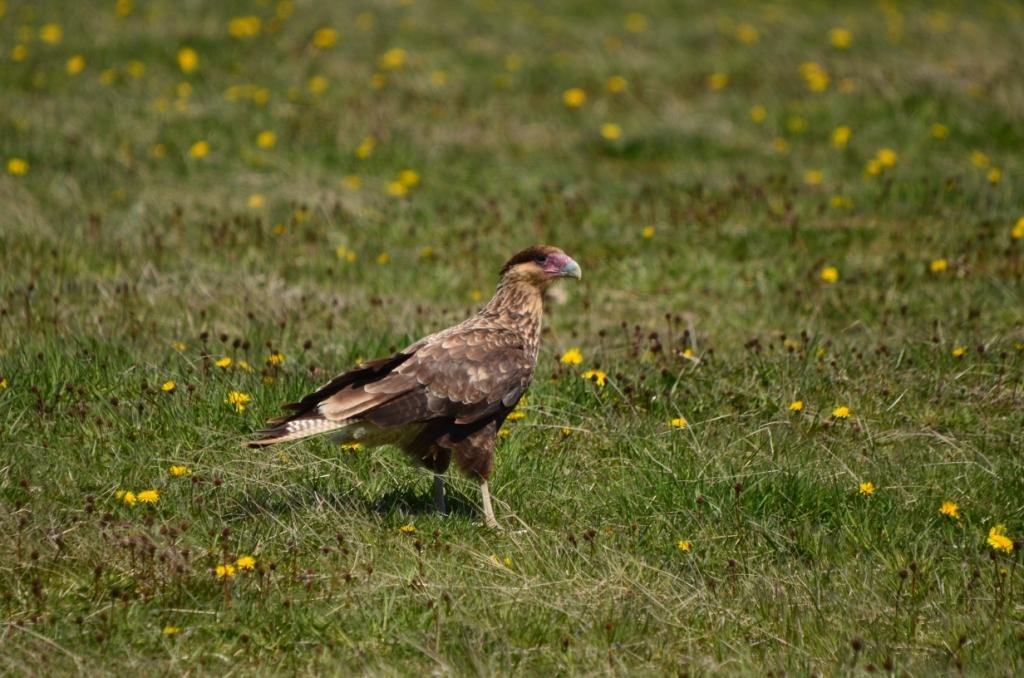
[2, 0, 1023, 674]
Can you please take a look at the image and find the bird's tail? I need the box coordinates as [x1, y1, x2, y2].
[246, 415, 349, 448]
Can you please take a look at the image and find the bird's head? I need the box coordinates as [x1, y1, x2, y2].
[499, 245, 582, 288]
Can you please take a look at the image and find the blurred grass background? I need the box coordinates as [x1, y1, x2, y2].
[1, 0, 1023, 674]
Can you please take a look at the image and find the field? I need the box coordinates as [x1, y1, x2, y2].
[2, 0, 1023, 674]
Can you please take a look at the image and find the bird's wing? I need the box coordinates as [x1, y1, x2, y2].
[356, 327, 535, 427]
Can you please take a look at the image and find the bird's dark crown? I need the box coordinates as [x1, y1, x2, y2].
[499, 245, 564, 275]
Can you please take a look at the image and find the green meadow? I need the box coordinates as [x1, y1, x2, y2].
[1, 0, 1023, 674]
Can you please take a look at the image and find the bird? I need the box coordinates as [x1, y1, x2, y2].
[248, 245, 582, 528]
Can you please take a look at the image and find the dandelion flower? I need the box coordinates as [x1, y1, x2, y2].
[7, 158, 28, 176]
[161, 380, 176, 393]
[930, 123, 949, 139]
[986, 167, 1002, 185]
[831, 125, 851, 149]
[177, 47, 198, 74]
[606, 75, 628, 93]
[40, 23, 63, 44]
[788, 400, 804, 412]
[256, 130, 277, 149]
[336, 245, 357, 262]
[312, 27, 338, 49]
[641, 225, 655, 239]
[676, 539, 691, 552]
[355, 136, 375, 159]
[832, 405, 851, 419]
[340, 442, 362, 451]
[126, 60, 145, 78]
[929, 258, 947, 273]
[188, 140, 209, 159]
[803, 170, 823, 186]
[624, 12, 648, 33]
[670, 417, 687, 429]
[582, 369, 606, 387]
[749, 104, 766, 123]
[987, 524, 1013, 554]
[227, 15, 261, 39]
[1011, 217, 1024, 240]
[307, 75, 328, 94]
[600, 123, 622, 140]
[969, 150, 989, 168]
[829, 27, 852, 48]
[858, 481, 875, 496]
[215, 357, 233, 368]
[0, 378, 8, 389]
[137, 489, 159, 504]
[951, 346, 966, 358]
[226, 390, 251, 413]
[735, 23, 758, 44]
[162, 625, 180, 636]
[66, 55, 85, 75]
[376, 252, 390, 265]
[560, 347, 583, 365]
[562, 87, 586, 107]
[397, 169, 420, 188]
[378, 47, 407, 70]
[122, 491, 137, 506]
[399, 523, 416, 534]
[820, 266, 839, 283]
[215, 563, 237, 579]
[169, 465, 190, 477]
[939, 501, 960, 519]
[876, 148, 898, 167]
[247, 194, 265, 209]
[266, 351, 284, 366]
[707, 72, 728, 91]
[236, 555, 256, 570]
[506, 410, 526, 422]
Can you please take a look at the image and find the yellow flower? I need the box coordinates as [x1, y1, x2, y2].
[0, 378, 8, 389]
[749, 104, 766, 123]
[162, 625, 180, 637]
[641, 225, 655, 239]
[987, 524, 1013, 554]
[582, 369, 607, 387]
[335, 245, 357, 262]
[177, 47, 198, 74]
[831, 125, 851, 149]
[771, 137, 789, 154]
[951, 346, 966, 358]
[606, 75, 628, 93]
[832, 405, 851, 419]
[66, 55, 85, 76]
[256, 130, 277, 149]
[562, 87, 586, 107]
[930, 123, 949, 139]
[506, 410, 526, 422]
[161, 380, 176, 393]
[122, 491, 137, 506]
[215, 563, 237, 579]
[600, 123, 622, 140]
[829, 27, 852, 48]
[670, 417, 687, 429]
[188, 140, 209, 159]
[969, 150, 989, 168]
[266, 351, 284, 366]
[236, 360, 252, 372]
[227, 15, 261, 39]
[803, 170, 823, 186]
[876, 148, 897, 167]
[929, 258, 947, 273]
[247, 194, 265, 209]
[376, 251, 390, 265]
[830, 195, 853, 209]
[397, 169, 421, 188]
[386, 181, 408, 197]
[308, 75, 328, 94]
[986, 167, 1002, 185]
[378, 47, 407, 70]
[1012, 217, 1024, 240]
[126, 60, 146, 78]
[11, 44, 28, 62]
[799, 62, 829, 92]
[171, 341, 185, 351]
[226, 390, 251, 413]
[820, 266, 839, 284]
[399, 523, 416, 534]
[788, 400, 804, 412]
[340, 442, 363, 451]
[355, 136, 375, 159]
[939, 501, 960, 519]
[624, 13, 648, 33]
[858, 481, 875, 496]
[735, 22, 758, 44]
[236, 555, 256, 570]
[169, 465, 190, 477]
[137, 489, 159, 504]
[7, 158, 28, 176]
[707, 72, 728, 91]
[676, 539, 691, 552]
[560, 347, 583, 365]
[40, 23, 63, 44]
[215, 357, 233, 368]
[312, 26, 338, 49]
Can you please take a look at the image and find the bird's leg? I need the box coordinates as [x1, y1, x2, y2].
[479, 480, 498, 529]
[433, 473, 447, 514]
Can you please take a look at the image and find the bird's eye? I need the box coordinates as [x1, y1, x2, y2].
[533, 254, 547, 264]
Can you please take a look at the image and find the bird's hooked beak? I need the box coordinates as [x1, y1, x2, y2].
[560, 257, 582, 280]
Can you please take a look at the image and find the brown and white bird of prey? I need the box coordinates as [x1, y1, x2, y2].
[248, 245, 581, 527]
